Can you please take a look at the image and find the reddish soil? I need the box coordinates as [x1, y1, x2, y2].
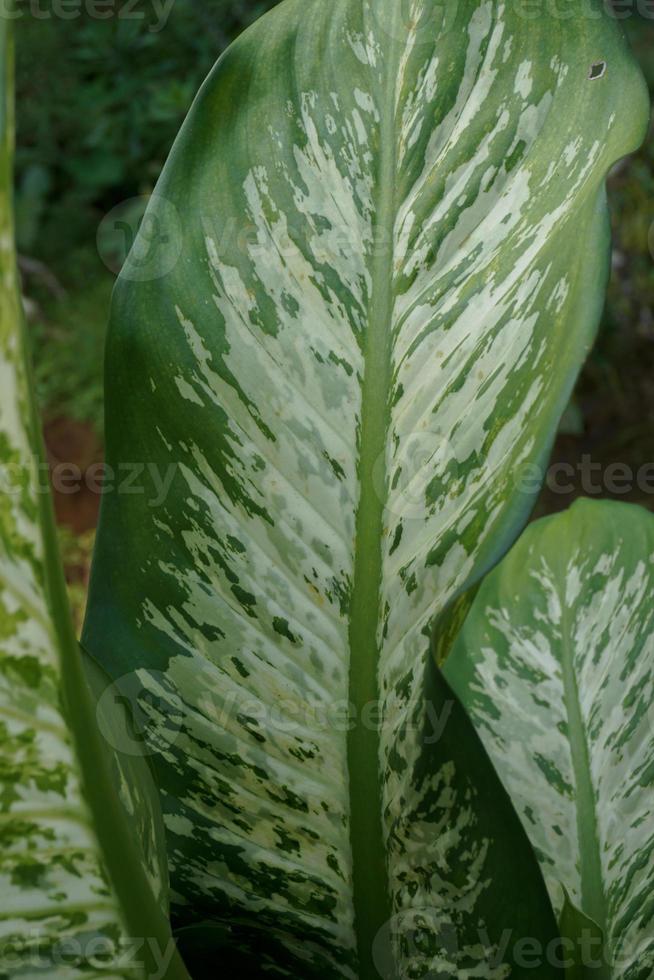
[43, 416, 104, 534]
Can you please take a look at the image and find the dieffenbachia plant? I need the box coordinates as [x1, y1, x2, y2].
[0, 14, 189, 980]
[444, 499, 654, 980]
[69, 0, 648, 977]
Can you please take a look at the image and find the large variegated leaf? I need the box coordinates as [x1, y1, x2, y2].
[0, 18, 188, 980]
[83, 0, 648, 976]
[445, 499, 654, 980]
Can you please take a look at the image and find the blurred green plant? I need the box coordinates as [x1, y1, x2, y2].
[535, 12, 654, 515]
[16, 0, 278, 437]
[15, 0, 277, 260]
[27, 250, 112, 431]
[604, 17, 654, 358]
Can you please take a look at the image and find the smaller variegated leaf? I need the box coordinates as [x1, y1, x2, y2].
[445, 498, 654, 980]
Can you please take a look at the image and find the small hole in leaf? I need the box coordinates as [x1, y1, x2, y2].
[589, 61, 606, 80]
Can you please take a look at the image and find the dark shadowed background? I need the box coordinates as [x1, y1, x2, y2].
[14, 2, 654, 627]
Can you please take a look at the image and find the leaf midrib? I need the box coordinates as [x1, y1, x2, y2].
[346, 12, 402, 977]
[558, 581, 609, 940]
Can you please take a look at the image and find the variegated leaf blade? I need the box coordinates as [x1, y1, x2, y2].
[445, 499, 654, 980]
[83, 0, 648, 975]
[0, 17, 186, 979]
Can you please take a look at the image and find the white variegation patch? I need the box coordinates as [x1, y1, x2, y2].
[446, 499, 654, 980]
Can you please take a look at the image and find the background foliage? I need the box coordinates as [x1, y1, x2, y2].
[14, 1, 654, 624]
